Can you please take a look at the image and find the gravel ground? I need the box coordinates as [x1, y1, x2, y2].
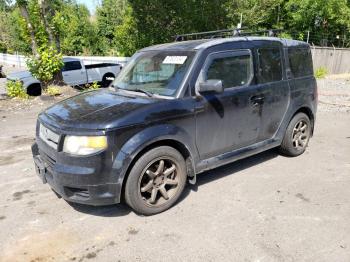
[318, 78, 350, 113]
[0, 68, 349, 262]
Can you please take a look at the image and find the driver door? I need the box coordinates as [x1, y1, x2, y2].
[194, 49, 263, 160]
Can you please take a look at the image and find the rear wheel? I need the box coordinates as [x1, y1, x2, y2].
[101, 74, 114, 87]
[125, 146, 186, 215]
[279, 113, 312, 157]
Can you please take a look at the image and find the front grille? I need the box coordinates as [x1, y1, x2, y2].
[39, 124, 60, 149]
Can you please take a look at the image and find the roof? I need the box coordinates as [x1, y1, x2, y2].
[62, 57, 81, 62]
[139, 37, 309, 52]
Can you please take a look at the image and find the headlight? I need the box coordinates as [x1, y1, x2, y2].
[63, 136, 107, 155]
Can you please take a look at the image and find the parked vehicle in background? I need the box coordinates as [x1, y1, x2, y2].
[32, 30, 317, 215]
[0, 65, 5, 78]
[6, 57, 122, 96]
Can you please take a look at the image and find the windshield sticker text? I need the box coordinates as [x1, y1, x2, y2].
[163, 56, 187, 64]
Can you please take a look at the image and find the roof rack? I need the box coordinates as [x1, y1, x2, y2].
[174, 28, 283, 42]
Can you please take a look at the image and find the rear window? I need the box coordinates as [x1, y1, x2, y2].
[288, 48, 313, 78]
[257, 48, 283, 84]
[62, 61, 82, 71]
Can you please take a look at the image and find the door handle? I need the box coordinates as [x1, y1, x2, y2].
[250, 95, 265, 106]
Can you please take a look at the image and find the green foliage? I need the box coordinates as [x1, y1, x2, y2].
[96, 0, 127, 55]
[226, 0, 284, 29]
[315, 67, 328, 79]
[45, 85, 61, 96]
[284, 0, 350, 44]
[114, 6, 139, 56]
[84, 81, 100, 91]
[26, 47, 63, 86]
[60, 4, 98, 55]
[6, 80, 29, 99]
[1, 0, 350, 56]
[115, 0, 230, 55]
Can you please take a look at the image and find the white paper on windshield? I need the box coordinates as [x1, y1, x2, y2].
[163, 56, 187, 64]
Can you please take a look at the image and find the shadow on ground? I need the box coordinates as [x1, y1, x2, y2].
[69, 149, 279, 217]
[69, 202, 132, 217]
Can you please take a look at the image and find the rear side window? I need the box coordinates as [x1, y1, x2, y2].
[205, 52, 253, 89]
[62, 61, 82, 71]
[288, 48, 313, 78]
[257, 48, 282, 83]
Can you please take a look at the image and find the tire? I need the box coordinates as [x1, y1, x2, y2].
[101, 74, 114, 88]
[279, 112, 312, 157]
[27, 84, 42, 96]
[125, 146, 187, 215]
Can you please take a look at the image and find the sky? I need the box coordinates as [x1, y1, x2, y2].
[76, 0, 99, 14]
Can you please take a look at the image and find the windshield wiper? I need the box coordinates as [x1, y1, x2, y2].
[127, 88, 154, 97]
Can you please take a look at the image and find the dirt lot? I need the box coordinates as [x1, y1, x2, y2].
[0, 71, 349, 262]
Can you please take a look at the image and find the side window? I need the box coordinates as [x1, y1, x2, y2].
[288, 48, 313, 78]
[62, 61, 82, 71]
[257, 48, 282, 83]
[205, 52, 253, 89]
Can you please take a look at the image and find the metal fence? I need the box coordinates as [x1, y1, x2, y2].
[310, 46, 350, 74]
[0, 53, 130, 68]
[1, 46, 350, 74]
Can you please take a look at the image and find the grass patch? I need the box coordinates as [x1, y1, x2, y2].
[45, 85, 62, 96]
[315, 67, 328, 79]
[6, 80, 29, 99]
[84, 81, 100, 91]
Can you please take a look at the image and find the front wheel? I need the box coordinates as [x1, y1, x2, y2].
[124, 146, 187, 215]
[279, 112, 312, 157]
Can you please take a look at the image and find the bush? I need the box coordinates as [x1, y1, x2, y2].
[45, 85, 61, 96]
[315, 67, 328, 79]
[84, 81, 100, 91]
[26, 46, 64, 87]
[6, 80, 29, 99]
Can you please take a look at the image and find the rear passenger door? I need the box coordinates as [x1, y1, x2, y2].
[255, 46, 290, 141]
[62, 61, 86, 86]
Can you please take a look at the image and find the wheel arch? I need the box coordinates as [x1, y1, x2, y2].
[101, 72, 115, 87]
[26, 83, 42, 96]
[103, 72, 115, 79]
[112, 125, 198, 203]
[120, 139, 194, 199]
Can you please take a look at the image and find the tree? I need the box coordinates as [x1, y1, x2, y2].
[17, 0, 38, 55]
[115, 0, 230, 56]
[114, 5, 139, 56]
[60, 4, 99, 55]
[96, 0, 127, 54]
[284, 0, 350, 45]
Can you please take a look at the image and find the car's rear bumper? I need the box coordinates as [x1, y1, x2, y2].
[32, 142, 121, 206]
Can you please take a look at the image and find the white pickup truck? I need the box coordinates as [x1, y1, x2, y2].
[6, 57, 122, 96]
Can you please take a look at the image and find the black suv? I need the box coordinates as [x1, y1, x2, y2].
[32, 35, 317, 215]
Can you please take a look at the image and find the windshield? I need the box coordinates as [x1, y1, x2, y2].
[112, 50, 195, 97]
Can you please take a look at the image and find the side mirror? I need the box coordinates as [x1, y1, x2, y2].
[198, 79, 223, 94]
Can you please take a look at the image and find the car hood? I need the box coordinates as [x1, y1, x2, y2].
[7, 70, 33, 80]
[39, 89, 166, 131]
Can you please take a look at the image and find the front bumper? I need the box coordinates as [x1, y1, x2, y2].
[32, 142, 121, 206]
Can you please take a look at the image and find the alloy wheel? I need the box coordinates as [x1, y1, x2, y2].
[291, 120, 309, 150]
[138, 158, 180, 206]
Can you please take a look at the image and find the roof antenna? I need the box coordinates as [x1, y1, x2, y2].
[233, 29, 241, 36]
[268, 30, 273, 37]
